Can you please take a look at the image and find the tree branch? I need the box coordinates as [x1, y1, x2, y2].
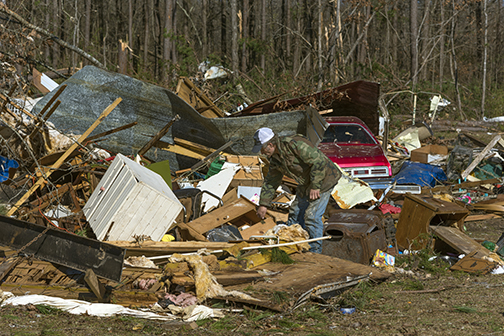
[0, 3, 105, 69]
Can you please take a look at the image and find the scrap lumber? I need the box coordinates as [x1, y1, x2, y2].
[0, 256, 21, 282]
[178, 197, 274, 241]
[7, 97, 122, 216]
[84, 269, 107, 301]
[424, 178, 501, 194]
[84, 121, 138, 142]
[450, 250, 497, 274]
[107, 241, 237, 256]
[464, 214, 501, 222]
[461, 135, 501, 179]
[176, 77, 224, 118]
[35, 84, 66, 120]
[172, 271, 264, 287]
[430, 226, 490, 255]
[189, 139, 234, 171]
[138, 114, 180, 156]
[154, 140, 207, 160]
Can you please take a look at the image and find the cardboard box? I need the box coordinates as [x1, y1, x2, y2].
[410, 145, 448, 164]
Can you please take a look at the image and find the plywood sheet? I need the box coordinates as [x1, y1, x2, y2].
[430, 226, 490, 255]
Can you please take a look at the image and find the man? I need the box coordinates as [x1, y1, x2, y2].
[252, 127, 341, 253]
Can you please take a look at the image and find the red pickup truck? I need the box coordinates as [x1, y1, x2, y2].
[318, 116, 392, 189]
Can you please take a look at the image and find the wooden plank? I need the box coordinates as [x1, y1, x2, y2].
[0, 256, 21, 282]
[184, 197, 256, 236]
[450, 250, 496, 274]
[464, 214, 501, 222]
[461, 135, 501, 179]
[7, 98, 122, 216]
[84, 269, 107, 301]
[430, 226, 490, 255]
[240, 217, 276, 240]
[172, 271, 264, 287]
[174, 137, 216, 156]
[85, 121, 138, 142]
[36, 84, 67, 119]
[176, 77, 224, 118]
[138, 114, 180, 156]
[154, 140, 206, 160]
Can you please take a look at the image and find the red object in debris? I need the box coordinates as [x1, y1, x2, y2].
[318, 116, 392, 181]
[379, 203, 401, 214]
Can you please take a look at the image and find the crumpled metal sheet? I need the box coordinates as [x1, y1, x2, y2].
[32, 66, 309, 171]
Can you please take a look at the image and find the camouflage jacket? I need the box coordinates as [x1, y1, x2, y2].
[258, 135, 341, 207]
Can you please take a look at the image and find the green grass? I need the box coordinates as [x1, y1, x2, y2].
[36, 305, 61, 315]
[271, 291, 290, 304]
[453, 306, 478, 313]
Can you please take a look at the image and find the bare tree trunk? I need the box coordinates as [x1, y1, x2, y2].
[494, 0, 502, 88]
[45, 0, 51, 61]
[420, 0, 431, 81]
[317, 0, 323, 90]
[52, 0, 60, 67]
[221, 0, 227, 59]
[84, 0, 91, 51]
[286, 0, 291, 62]
[71, 0, 79, 70]
[144, 1, 150, 71]
[164, 0, 173, 80]
[392, 1, 398, 68]
[231, 0, 238, 76]
[241, 0, 248, 73]
[439, 0, 445, 91]
[128, 0, 133, 49]
[293, 0, 301, 77]
[450, 0, 464, 120]
[261, 0, 266, 71]
[410, 0, 419, 88]
[481, 0, 488, 119]
[202, 0, 208, 57]
[172, 2, 177, 64]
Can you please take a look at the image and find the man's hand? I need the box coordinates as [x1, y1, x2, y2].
[309, 189, 320, 200]
[257, 205, 268, 219]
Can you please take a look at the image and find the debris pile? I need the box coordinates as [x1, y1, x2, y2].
[2, 64, 504, 324]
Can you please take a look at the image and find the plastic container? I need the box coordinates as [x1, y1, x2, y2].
[340, 306, 356, 314]
[205, 158, 225, 179]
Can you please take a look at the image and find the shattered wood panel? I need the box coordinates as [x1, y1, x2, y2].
[175, 77, 224, 118]
[239, 217, 277, 240]
[183, 197, 257, 237]
[226, 252, 390, 299]
[450, 250, 496, 274]
[430, 226, 490, 255]
[396, 194, 469, 250]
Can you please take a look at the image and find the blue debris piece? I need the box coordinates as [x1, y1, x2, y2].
[0, 156, 19, 183]
[394, 161, 447, 187]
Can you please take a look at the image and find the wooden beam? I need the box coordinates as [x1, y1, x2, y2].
[85, 121, 138, 142]
[36, 84, 67, 119]
[153, 141, 206, 160]
[7, 98, 122, 216]
[138, 114, 180, 156]
[461, 135, 501, 179]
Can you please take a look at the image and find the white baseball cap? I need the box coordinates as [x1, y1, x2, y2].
[252, 127, 275, 153]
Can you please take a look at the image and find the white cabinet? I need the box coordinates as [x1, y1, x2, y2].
[83, 154, 182, 241]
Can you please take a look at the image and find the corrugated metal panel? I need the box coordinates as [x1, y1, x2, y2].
[83, 154, 183, 241]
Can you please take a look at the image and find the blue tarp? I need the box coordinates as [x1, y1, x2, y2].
[0, 156, 19, 183]
[394, 161, 447, 187]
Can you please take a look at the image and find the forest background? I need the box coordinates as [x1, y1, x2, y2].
[1, 0, 503, 123]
